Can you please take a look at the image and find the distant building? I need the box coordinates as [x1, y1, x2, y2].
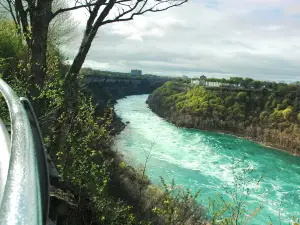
[191, 79, 200, 85]
[191, 76, 234, 88]
[131, 69, 142, 76]
[220, 83, 232, 87]
[206, 81, 221, 87]
[200, 75, 207, 85]
[182, 75, 188, 79]
[206, 82, 232, 87]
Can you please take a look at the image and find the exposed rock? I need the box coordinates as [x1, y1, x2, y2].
[85, 75, 171, 135]
[147, 89, 300, 156]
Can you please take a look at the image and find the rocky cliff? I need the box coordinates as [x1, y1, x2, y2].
[147, 82, 300, 156]
[85, 75, 171, 134]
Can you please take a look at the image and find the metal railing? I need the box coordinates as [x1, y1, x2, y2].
[0, 78, 49, 225]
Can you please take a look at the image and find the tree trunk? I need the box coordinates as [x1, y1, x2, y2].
[65, 32, 96, 85]
[28, 1, 52, 116]
[51, 32, 96, 154]
[64, 0, 115, 91]
[62, 28, 100, 106]
[30, 1, 52, 93]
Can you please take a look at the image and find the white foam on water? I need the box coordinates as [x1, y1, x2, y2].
[114, 95, 300, 224]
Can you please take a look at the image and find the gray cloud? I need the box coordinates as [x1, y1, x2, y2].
[65, 0, 300, 82]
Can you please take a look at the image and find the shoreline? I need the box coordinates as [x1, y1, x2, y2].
[146, 104, 300, 157]
[186, 125, 299, 157]
[183, 123, 299, 157]
[204, 129, 300, 157]
[113, 95, 299, 157]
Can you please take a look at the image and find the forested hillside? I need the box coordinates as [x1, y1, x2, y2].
[148, 81, 300, 155]
[1, 0, 300, 223]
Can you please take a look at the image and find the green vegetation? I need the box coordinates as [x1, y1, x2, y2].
[0, 18, 134, 224]
[148, 81, 300, 155]
[1, 4, 299, 224]
[81, 67, 174, 80]
[0, 18, 208, 225]
[204, 77, 277, 89]
[2, 17, 278, 225]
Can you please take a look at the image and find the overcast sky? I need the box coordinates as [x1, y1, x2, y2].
[65, 0, 300, 82]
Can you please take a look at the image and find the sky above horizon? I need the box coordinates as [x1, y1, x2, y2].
[65, 0, 300, 82]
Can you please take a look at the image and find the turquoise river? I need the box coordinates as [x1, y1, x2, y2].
[114, 94, 300, 224]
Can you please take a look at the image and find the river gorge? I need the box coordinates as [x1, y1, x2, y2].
[114, 94, 300, 225]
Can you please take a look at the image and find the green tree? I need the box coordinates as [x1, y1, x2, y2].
[282, 106, 293, 121]
[236, 92, 247, 102]
[277, 83, 289, 95]
[229, 77, 243, 85]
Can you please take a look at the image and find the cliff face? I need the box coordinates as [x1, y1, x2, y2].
[85, 75, 170, 134]
[147, 82, 300, 156]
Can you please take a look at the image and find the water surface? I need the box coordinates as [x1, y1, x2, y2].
[114, 95, 300, 224]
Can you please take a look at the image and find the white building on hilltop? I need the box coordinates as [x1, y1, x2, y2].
[191, 79, 200, 85]
[191, 75, 234, 87]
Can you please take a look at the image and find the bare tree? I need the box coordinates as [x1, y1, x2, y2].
[0, 0, 18, 27]
[48, 0, 79, 46]
[138, 134, 159, 201]
[63, 0, 187, 84]
[0, 0, 188, 101]
[208, 159, 264, 225]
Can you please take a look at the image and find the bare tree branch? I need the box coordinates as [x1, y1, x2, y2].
[48, 0, 79, 46]
[6, 0, 18, 25]
[102, 0, 187, 25]
[85, 0, 105, 35]
[51, 1, 99, 19]
[14, 0, 30, 44]
[0, 1, 10, 12]
[0, 0, 19, 27]
[2, 0, 188, 102]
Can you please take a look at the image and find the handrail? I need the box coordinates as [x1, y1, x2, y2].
[20, 97, 49, 224]
[0, 117, 10, 206]
[0, 78, 48, 225]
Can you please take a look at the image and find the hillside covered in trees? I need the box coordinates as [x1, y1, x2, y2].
[1, 0, 300, 223]
[147, 80, 300, 156]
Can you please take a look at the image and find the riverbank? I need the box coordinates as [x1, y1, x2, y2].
[115, 94, 300, 224]
[147, 101, 300, 157]
[197, 128, 299, 156]
[147, 82, 300, 157]
[79, 91, 208, 224]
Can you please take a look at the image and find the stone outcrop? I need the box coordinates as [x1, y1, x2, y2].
[85, 75, 171, 134]
[147, 89, 300, 156]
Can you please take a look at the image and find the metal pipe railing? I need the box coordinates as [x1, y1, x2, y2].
[0, 117, 10, 206]
[0, 78, 49, 225]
